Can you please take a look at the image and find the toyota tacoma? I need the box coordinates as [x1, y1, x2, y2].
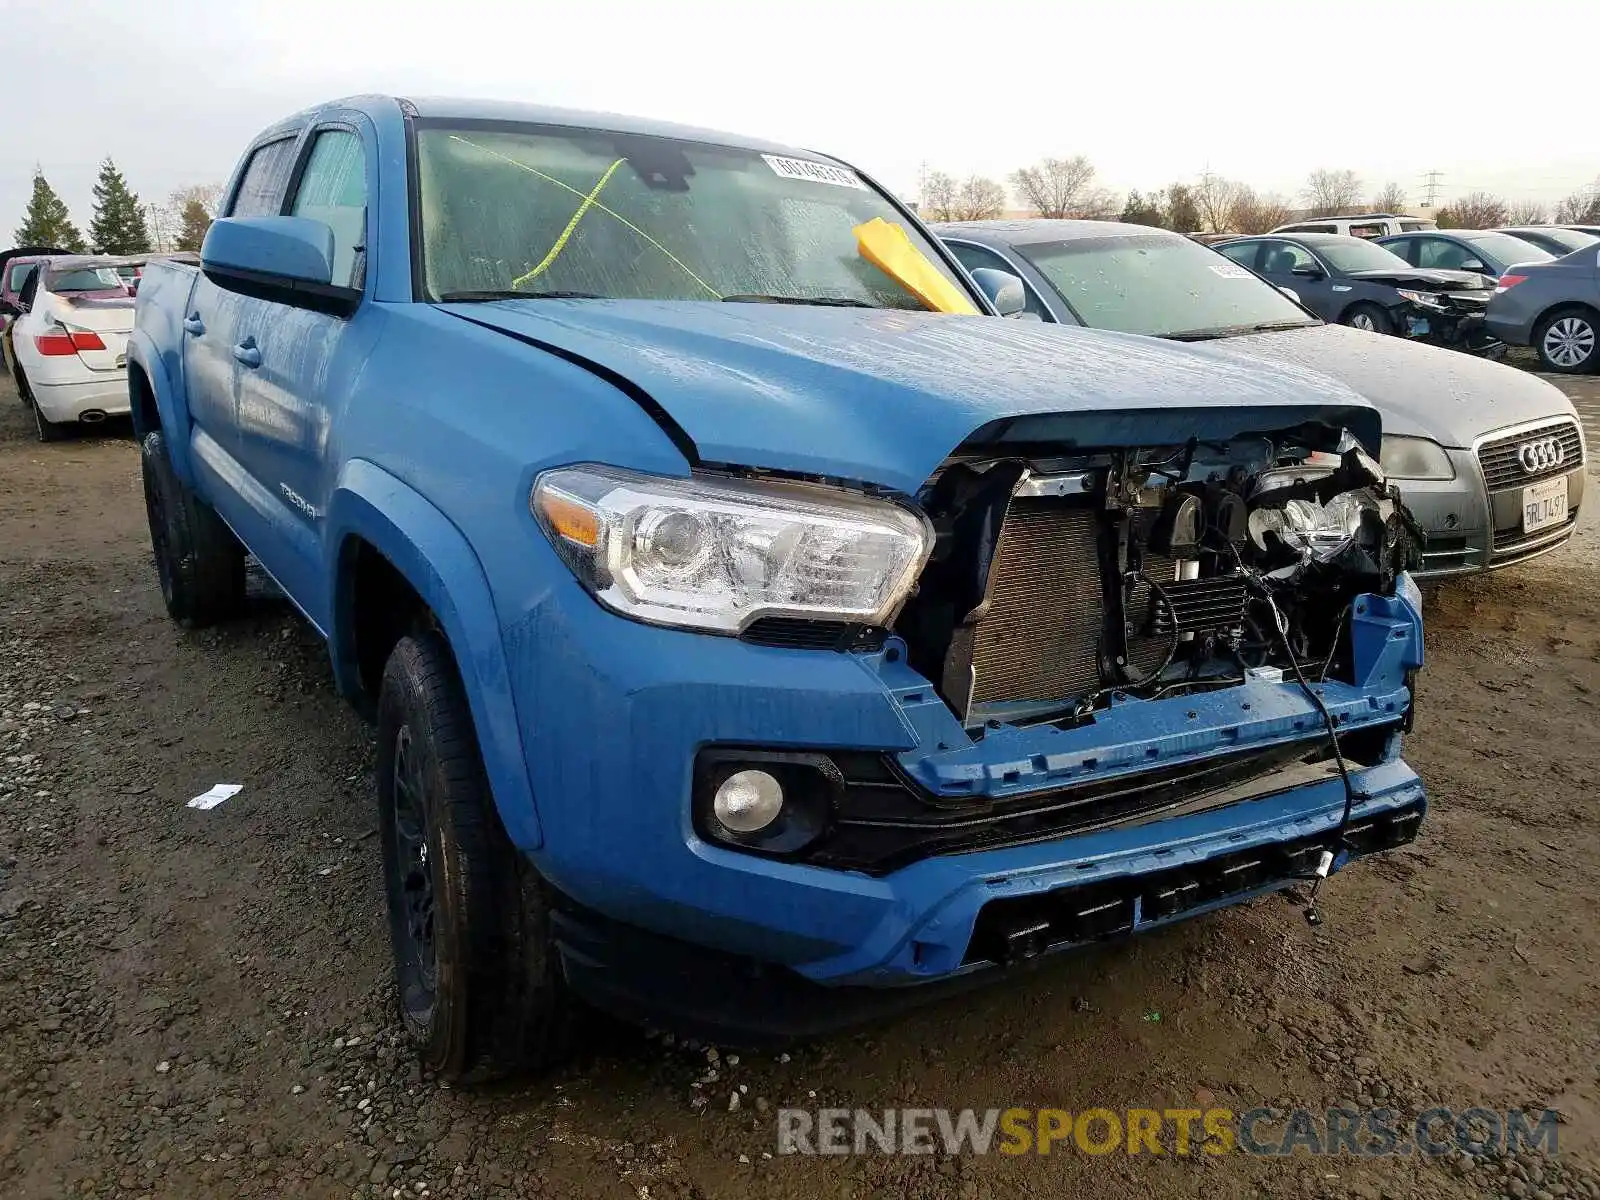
[130, 95, 1426, 1080]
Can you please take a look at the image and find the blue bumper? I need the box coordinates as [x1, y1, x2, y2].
[502, 576, 1424, 1002]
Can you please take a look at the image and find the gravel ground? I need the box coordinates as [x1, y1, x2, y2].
[1, 370, 1598, 1200]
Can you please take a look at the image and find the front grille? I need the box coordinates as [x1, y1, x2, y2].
[1491, 512, 1579, 553]
[1477, 419, 1583, 489]
[965, 500, 1103, 708]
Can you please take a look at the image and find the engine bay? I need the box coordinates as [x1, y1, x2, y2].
[894, 429, 1423, 728]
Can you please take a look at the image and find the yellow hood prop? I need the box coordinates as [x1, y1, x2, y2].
[853, 217, 979, 315]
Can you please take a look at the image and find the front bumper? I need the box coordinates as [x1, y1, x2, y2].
[507, 564, 1425, 1010]
[1398, 447, 1585, 578]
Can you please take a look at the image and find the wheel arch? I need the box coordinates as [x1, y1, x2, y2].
[126, 331, 197, 483]
[326, 458, 543, 851]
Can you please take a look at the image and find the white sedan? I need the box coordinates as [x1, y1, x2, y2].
[11, 256, 136, 441]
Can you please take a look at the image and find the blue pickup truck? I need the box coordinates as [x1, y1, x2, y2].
[131, 95, 1426, 1080]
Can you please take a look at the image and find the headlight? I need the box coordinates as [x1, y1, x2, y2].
[1248, 489, 1373, 558]
[1379, 435, 1456, 480]
[1396, 289, 1448, 310]
[532, 465, 933, 633]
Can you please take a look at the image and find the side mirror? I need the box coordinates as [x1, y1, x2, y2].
[1278, 286, 1302, 303]
[968, 267, 1028, 317]
[201, 216, 357, 315]
[1290, 262, 1324, 279]
[1459, 258, 1486, 272]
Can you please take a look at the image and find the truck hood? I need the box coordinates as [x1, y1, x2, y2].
[1195, 322, 1578, 447]
[438, 300, 1380, 493]
[1342, 267, 1491, 292]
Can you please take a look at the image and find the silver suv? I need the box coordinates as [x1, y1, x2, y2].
[1272, 214, 1437, 239]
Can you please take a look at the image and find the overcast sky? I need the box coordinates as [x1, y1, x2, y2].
[6, 0, 1599, 237]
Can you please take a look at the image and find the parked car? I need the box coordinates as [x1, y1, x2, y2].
[132, 96, 1426, 1077]
[1272, 214, 1436, 238]
[1485, 242, 1600, 373]
[0, 245, 71, 374]
[1376, 229, 1552, 280]
[934, 219, 1585, 579]
[10, 255, 138, 440]
[1214, 232, 1496, 350]
[1492, 226, 1598, 257]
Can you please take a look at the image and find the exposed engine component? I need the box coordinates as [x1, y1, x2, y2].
[894, 434, 1420, 727]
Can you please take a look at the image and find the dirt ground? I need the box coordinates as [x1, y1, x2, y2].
[2, 370, 1598, 1200]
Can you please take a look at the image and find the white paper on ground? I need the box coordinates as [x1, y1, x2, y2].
[187, 783, 243, 810]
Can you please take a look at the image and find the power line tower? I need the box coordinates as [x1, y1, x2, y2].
[1419, 170, 1444, 208]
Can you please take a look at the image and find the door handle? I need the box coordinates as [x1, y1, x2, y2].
[183, 314, 205, 336]
[232, 340, 262, 369]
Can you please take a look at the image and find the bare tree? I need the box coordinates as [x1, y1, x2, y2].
[169, 182, 224, 217]
[1371, 181, 1408, 213]
[1068, 187, 1122, 220]
[951, 175, 1007, 222]
[1194, 171, 1246, 233]
[1506, 199, 1549, 226]
[1554, 178, 1600, 224]
[1437, 191, 1508, 230]
[1228, 187, 1295, 235]
[920, 171, 958, 222]
[1010, 155, 1097, 219]
[1303, 168, 1362, 217]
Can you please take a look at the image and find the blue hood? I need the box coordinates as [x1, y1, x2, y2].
[439, 301, 1381, 493]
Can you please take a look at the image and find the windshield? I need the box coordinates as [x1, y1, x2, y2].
[1521, 228, 1597, 253]
[1317, 239, 1413, 272]
[1463, 232, 1554, 265]
[1015, 232, 1314, 337]
[414, 123, 963, 308]
[45, 266, 129, 294]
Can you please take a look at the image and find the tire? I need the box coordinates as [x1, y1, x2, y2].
[1342, 302, 1393, 335]
[1533, 307, 1599, 374]
[139, 429, 246, 627]
[376, 631, 572, 1082]
[32, 391, 68, 442]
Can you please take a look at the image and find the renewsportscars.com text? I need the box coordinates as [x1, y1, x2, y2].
[776, 1107, 1560, 1158]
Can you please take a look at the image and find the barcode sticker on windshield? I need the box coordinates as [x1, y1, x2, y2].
[763, 154, 867, 190]
[1209, 262, 1253, 279]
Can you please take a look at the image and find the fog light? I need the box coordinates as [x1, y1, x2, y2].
[713, 769, 784, 833]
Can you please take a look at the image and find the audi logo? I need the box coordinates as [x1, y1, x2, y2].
[1518, 437, 1566, 474]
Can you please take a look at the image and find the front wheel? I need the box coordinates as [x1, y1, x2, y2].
[376, 631, 573, 1082]
[1534, 307, 1599, 374]
[1342, 302, 1393, 335]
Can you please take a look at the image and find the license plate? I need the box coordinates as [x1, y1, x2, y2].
[1522, 476, 1568, 533]
[1406, 316, 1430, 337]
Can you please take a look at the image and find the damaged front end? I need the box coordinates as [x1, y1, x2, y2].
[897, 419, 1421, 730]
[744, 412, 1429, 908]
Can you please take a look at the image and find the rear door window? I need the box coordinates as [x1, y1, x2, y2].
[228, 138, 300, 218]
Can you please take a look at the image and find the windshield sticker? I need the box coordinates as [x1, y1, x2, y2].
[763, 154, 867, 191]
[1209, 262, 1253, 279]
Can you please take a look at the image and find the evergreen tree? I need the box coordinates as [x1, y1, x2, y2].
[14, 170, 86, 251]
[1120, 189, 1168, 229]
[175, 199, 213, 253]
[88, 158, 151, 254]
